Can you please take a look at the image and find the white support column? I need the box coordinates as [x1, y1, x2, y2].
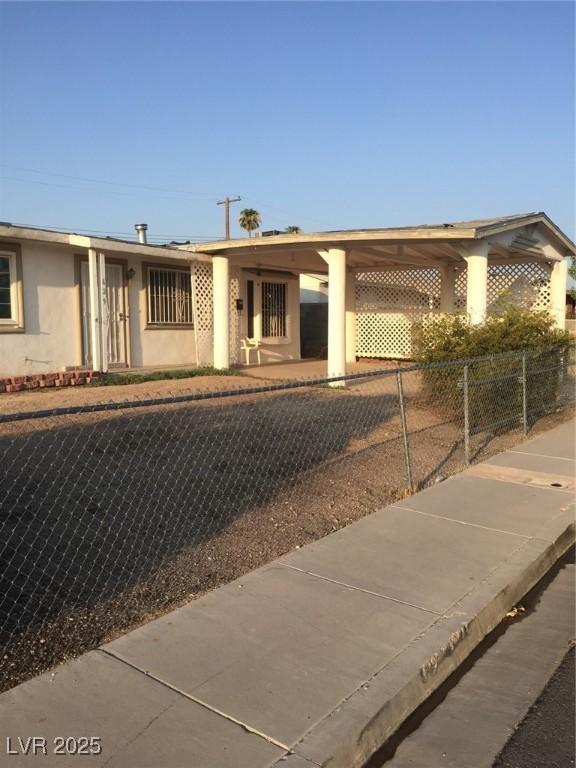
[213, 255, 230, 369]
[345, 270, 356, 363]
[98, 251, 109, 373]
[87, 248, 102, 372]
[464, 241, 489, 325]
[319, 248, 347, 384]
[439, 264, 456, 314]
[550, 258, 568, 330]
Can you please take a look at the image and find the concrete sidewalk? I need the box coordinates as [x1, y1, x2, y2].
[1, 420, 574, 768]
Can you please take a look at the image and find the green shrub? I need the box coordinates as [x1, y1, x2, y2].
[412, 308, 571, 432]
[414, 307, 569, 362]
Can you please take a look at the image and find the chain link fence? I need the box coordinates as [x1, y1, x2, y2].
[1, 343, 574, 690]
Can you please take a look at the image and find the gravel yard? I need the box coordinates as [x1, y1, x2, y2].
[0, 369, 572, 691]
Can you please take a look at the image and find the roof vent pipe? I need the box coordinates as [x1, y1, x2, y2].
[135, 223, 148, 244]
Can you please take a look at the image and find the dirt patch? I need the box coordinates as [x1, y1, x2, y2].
[0, 373, 257, 416]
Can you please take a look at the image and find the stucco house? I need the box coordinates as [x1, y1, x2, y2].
[0, 212, 573, 381]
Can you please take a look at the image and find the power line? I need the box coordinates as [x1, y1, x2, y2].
[0, 164, 333, 235]
[0, 164, 224, 199]
[0, 176, 221, 204]
[0, 167, 332, 230]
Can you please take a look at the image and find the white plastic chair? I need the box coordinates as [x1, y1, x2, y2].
[240, 337, 261, 365]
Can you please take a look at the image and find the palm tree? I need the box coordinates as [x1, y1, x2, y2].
[238, 208, 261, 238]
[285, 225, 301, 234]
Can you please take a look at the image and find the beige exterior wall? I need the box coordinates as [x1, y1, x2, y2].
[0, 238, 305, 377]
[238, 271, 301, 363]
[0, 241, 198, 377]
[124, 254, 196, 369]
[0, 242, 82, 376]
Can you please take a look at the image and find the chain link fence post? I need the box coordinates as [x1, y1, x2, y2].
[463, 364, 470, 464]
[522, 351, 528, 436]
[396, 370, 413, 491]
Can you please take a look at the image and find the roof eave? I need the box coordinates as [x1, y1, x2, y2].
[0, 225, 210, 262]
[475, 213, 576, 256]
[182, 227, 480, 256]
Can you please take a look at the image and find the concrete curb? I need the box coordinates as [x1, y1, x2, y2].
[280, 515, 575, 768]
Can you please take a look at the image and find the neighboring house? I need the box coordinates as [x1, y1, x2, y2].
[300, 274, 328, 304]
[0, 212, 573, 380]
[299, 274, 329, 359]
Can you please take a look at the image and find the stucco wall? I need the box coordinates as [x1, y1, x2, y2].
[0, 242, 198, 377]
[124, 254, 196, 368]
[0, 240, 304, 377]
[0, 242, 82, 376]
[238, 271, 301, 363]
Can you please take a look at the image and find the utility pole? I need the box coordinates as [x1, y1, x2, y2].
[217, 196, 241, 240]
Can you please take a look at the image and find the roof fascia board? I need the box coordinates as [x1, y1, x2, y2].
[0, 225, 210, 262]
[183, 230, 478, 255]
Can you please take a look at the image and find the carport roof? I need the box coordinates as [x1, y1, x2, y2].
[184, 213, 574, 254]
[179, 212, 575, 272]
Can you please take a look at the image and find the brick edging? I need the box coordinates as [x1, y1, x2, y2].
[0, 371, 99, 394]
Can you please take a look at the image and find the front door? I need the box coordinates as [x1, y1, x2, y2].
[81, 261, 129, 368]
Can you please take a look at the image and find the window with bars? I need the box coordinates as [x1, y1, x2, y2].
[261, 281, 287, 338]
[147, 267, 193, 326]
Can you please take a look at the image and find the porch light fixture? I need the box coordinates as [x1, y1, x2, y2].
[126, 268, 136, 280]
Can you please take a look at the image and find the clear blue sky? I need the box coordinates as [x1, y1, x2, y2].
[0, 1, 574, 243]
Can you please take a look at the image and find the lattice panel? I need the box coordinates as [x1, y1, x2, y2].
[487, 263, 551, 313]
[191, 262, 213, 367]
[229, 270, 241, 365]
[355, 268, 441, 311]
[356, 313, 423, 359]
[355, 269, 441, 359]
[454, 266, 468, 311]
[191, 263, 241, 366]
[454, 262, 552, 316]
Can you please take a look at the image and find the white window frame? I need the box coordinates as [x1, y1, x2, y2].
[146, 265, 194, 328]
[259, 279, 289, 342]
[0, 248, 24, 331]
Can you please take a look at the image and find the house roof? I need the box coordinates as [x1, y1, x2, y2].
[0, 222, 210, 262]
[182, 212, 575, 258]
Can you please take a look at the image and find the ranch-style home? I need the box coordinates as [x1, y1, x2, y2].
[0, 212, 572, 380]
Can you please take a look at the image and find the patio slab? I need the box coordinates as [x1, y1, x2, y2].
[241, 358, 400, 382]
